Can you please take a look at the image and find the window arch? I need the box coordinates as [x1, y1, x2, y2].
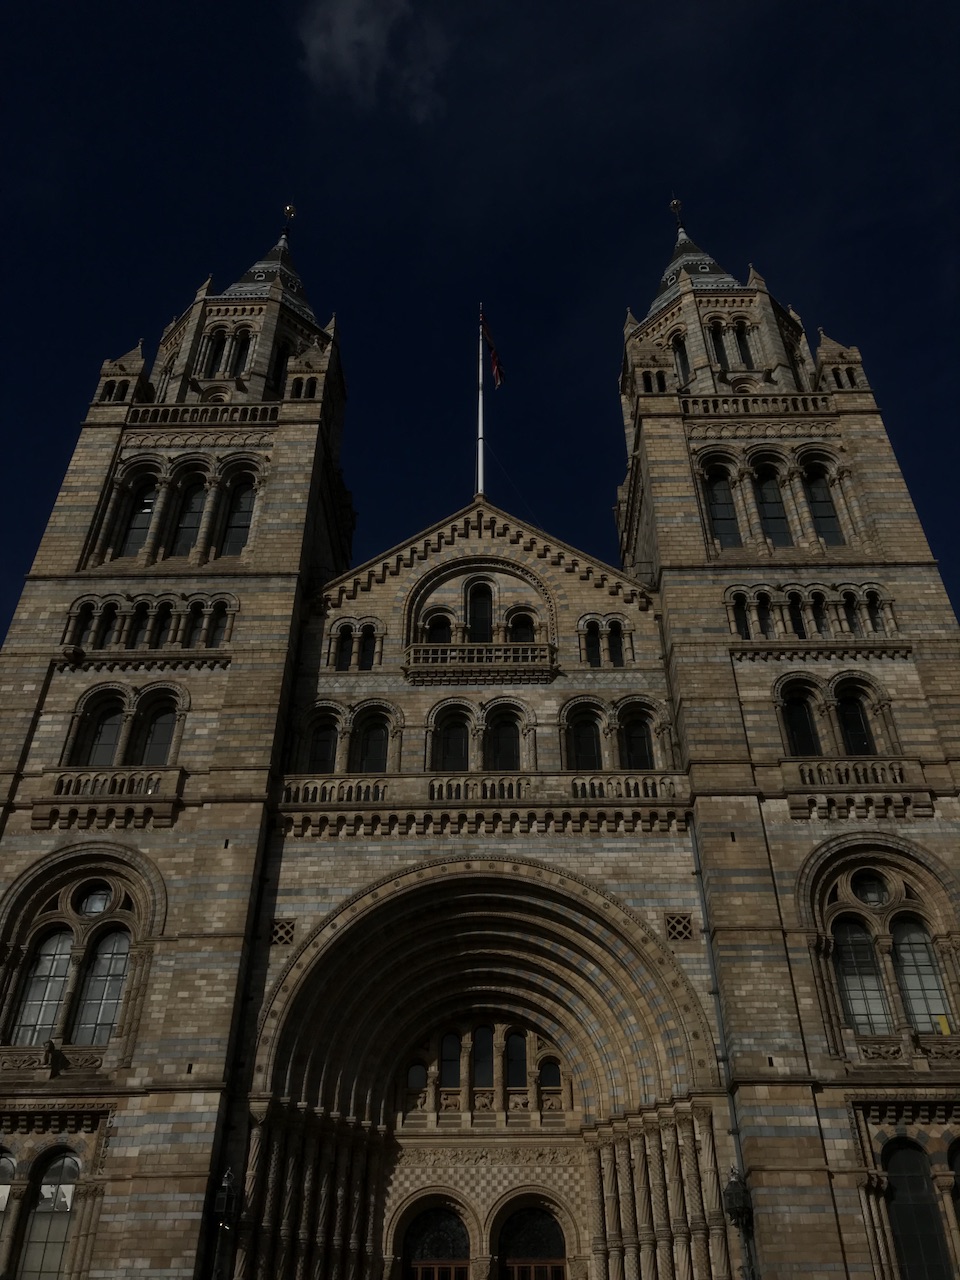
[126, 604, 150, 650]
[484, 710, 521, 771]
[70, 930, 130, 1046]
[168, 481, 206, 558]
[832, 917, 891, 1035]
[403, 1207, 469, 1280]
[358, 625, 376, 671]
[732, 593, 750, 639]
[567, 708, 602, 771]
[884, 1143, 953, 1280]
[307, 715, 339, 774]
[704, 470, 741, 547]
[231, 330, 251, 377]
[803, 466, 844, 545]
[70, 697, 125, 767]
[781, 685, 821, 757]
[734, 321, 753, 368]
[433, 710, 470, 772]
[218, 479, 255, 557]
[334, 624, 353, 671]
[150, 603, 174, 650]
[619, 711, 654, 771]
[10, 930, 72, 1046]
[349, 712, 390, 773]
[709, 321, 728, 370]
[498, 1207, 565, 1274]
[126, 699, 177, 767]
[205, 331, 226, 378]
[754, 468, 792, 546]
[467, 583, 493, 643]
[835, 683, 875, 756]
[584, 621, 601, 668]
[508, 612, 535, 644]
[118, 480, 158, 558]
[207, 602, 229, 649]
[608, 621, 625, 667]
[16, 1152, 81, 1280]
[426, 614, 452, 645]
[671, 333, 690, 385]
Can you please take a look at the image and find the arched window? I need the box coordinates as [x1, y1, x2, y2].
[783, 692, 820, 756]
[892, 918, 951, 1034]
[811, 593, 830, 636]
[672, 333, 690, 385]
[836, 686, 875, 755]
[439, 1033, 461, 1088]
[803, 468, 844, 545]
[150, 604, 174, 650]
[866, 592, 885, 633]
[787, 593, 806, 638]
[426, 615, 452, 645]
[710, 321, 728, 370]
[733, 593, 750, 639]
[735, 321, 753, 369]
[540, 1059, 561, 1088]
[306, 377, 318, 398]
[218, 481, 255, 557]
[846, 367, 858, 388]
[71, 699, 124, 767]
[273, 341, 293, 396]
[506, 1032, 527, 1088]
[115, 380, 129, 401]
[842, 592, 861, 635]
[205, 331, 226, 377]
[358, 626, 376, 671]
[16, 1153, 81, 1280]
[207, 603, 229, 648]
[126, 605, 150, 650]
[756, 593, 775, 638]
[433, 713, 470, 772]
[473, 1024, 494, 1087]
[642, 371, 653, 393]
[350, 714, 389, 773]
[584, 622, 601, 668]
[169, 482, 205, 557]
[467, 584, 493, 643]
[567, 711, 602, 771]
[620, 713, 654, 770]
[485, 713, 520, 771]
[655, 371, 666, 392]
[334, 625, 353, 671]
[308, 717, 338, 774]
[884, 1144, 953, 1280]
[182, 605, 205, 649]
[95, 603, 121, 649]
[100, 380, 115, 402]
[70, 931, 130, 1046]
[119, 481, 158, 558]
[608, 621, 625, 667]
[754, 470, 792, 546]
[705, 471, 741, 547]
[291, 378, 304, 400]
[11, 930, 72, 1046]
[126, 701, 177, 767]
[833, 368, 843, 389]
[74, 604, 96, 649]
[832, 918, 890, 1034]
[406, 1062, 427, 1092]
[509, 613, 535, 644]
[231, 330, 251, 377]
[403, 1207, 469, 1280]
[498, 1207, 565, 1275]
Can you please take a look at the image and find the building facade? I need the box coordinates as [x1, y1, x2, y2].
[0, 223, 958, 1280]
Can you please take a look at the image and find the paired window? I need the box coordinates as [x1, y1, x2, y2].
[6, 880, 133, 1049]
[566, 705, 659, 772]
[402, 1206, 565, 1280]
[67, 689, 182, 771]
[780, 678, 884, 758]
[579, 619, 630, 667]
[417, 589, 542, 649]
[329, 623, 381, 670]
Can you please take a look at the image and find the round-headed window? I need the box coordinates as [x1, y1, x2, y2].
[77, 883, 112, 916]
[851, 870, 889, 907]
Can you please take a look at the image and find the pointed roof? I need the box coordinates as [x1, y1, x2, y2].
[645, 225, 743, 319]
[220, 233, 316, 322]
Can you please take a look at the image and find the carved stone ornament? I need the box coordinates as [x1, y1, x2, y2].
[397, 1146, 580, 1167]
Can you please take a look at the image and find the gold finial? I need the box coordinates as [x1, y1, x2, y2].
[283, 204, 297, 234]
[669, 197, 683, 227]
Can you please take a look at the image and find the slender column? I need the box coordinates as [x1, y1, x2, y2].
[493, 1029, 505, 1117]
[811, 936, 845, 1057]
[662, 1118, 692, 1280]
[643, 1119, 675, 1280]
[729, 474, 757, 547]
[329, 1133, 353, 1280]
[615, 1136, 639, 1280]
[787, 468, 818, 543]
[255, 1119, 286, 1280]
[876, 937, 909, 1031]
[600, 632, 612, 666]
[0, 1183, 28, 1276]
[374, 635, 384, 667]
[295, 1119, 320, 1280]
[835, 468, 867, 541]
[349, 635, 362, 671]
[235, 1109, 270, 1280]
[935, 939, 960, 1030]
[933, 1173, 960, 1273]
[362, 1139, 382, 1280]
[736, 470, 764, 544]
[141, 478, 173, 563]
[600, 1141, 624, 1280]
[277, 1120, 305, 1280]
[53, 951, 85, 1041]
[221, 334, 236, 378]
[90, 482, 124, 566]
[693, 1107, 731, 1280]
[459, 1032, 472, 1117]
[677, 1112, 710, 1279]
[628, 1128, 656, 1280]
[588, 1143, 610, 1280]
[345, 1135, 368, 1280]
[194, 479, 223, 564]
[861, 1172, 895, 1278]
[780, 472, 808, 545]
[311, 1130, 338, 1280]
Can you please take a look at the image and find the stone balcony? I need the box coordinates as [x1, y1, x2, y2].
[30, 767, 186, 830]
[780, 757, 934, 820]
[403, 643, 558, 684]
[280, 771, 689, 838]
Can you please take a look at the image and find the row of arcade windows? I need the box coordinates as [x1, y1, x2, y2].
[420, 587, 540, 648]
[65, 693, 181, 770]
[67, 599, 231, 652]
[731, 589, 889, 641]
[289, 376, 319, 399]
[98, 378, 130, 402]
[198, 327, 253, 379]
[402, 1207, 566, 1280]
[116, 478, 253, 561]
[704, 462, 847, 550]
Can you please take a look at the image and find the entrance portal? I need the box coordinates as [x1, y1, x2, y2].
[403, 1207, 470, 1280]
[498, 1207, 565, 1280]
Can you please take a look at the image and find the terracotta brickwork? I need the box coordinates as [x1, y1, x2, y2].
[0, 225, 958, 1278]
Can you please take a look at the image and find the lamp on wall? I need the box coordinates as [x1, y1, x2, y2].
[212, 1168, 238, 1279]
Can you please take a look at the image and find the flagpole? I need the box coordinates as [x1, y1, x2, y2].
[477, 303, 485, 497]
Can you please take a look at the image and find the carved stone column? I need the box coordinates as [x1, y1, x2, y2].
[311, 1128, 338, 1280]
[662, 1117, 692, 1280]
[255, 1116, 287, 1280]
[295, 1119, 320, 1280]
[876, 936, 909, 1032]
[600, 1141, 624, 1280]
[933, 1172, 960, 1272]
[692, 1107, 731, 1280]
[235, 1106, 271, 1280]
[676, 1112, 709, 1279]
[362, 1137, 383, 1280]
[735, 470, 763, 546]
[786, 468, 818, 544]
[329, 1131, 354, 1280]
[194, 479, 223, 564]
[141, 478, 172, 564]
[277, 1118, 306, 1280]
[628, 1128, 656, 1280]
[642, 1119, 675, 1280]
[587, 1142, 609, 1280]
[0, 1183, 28, 1276]
[89, 482, 124, 566]
[857, 1170, 894, 1279]
[614, 1135, 639, 1280]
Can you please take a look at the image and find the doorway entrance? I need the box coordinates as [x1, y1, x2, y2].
[403, 1207, 470, 1280]
[498, 1207, 566, 1280]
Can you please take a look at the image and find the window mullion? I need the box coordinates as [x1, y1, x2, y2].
[55, 950, 86, 1043]
[876, 936, 910, 1033]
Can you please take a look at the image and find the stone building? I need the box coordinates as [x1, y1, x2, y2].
[0, 219, 958, 1280]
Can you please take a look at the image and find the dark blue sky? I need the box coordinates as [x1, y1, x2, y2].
[2, 0, 957, 636]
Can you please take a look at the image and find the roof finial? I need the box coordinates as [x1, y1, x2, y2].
[669, 197, 683, 228]
[283, 204, 297, 236]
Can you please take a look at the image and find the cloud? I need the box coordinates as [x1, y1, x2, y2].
[298, 0, 451, 121]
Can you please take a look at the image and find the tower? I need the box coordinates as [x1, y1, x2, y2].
[0, 215, 959, 1280]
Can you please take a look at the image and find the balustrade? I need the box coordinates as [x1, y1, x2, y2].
[793, 757, 910, 788]
[406, 642, 554, 666]
[281, 771, 686, 807]
[682, 392, 832, 415]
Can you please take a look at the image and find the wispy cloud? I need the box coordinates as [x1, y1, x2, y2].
[298, 0, 451, 121]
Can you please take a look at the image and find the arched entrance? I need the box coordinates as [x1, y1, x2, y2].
[403, 1206, 470, 1280]
[497, 1207, 565, 1280]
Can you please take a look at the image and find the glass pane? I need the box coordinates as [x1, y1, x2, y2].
[570, 719, 601, 771]
[706, 475, 741, 547]
[893, 919, 951, 1034]
[436, 720, 469, 772]
[837, 696, 874, 755]
[406, 1062, 427, 1090]
[17, 1155, 80, 1280]
[486, 719, 520, 772]
[309, 722, 337, 774]
[170, 484, 205, 557]
[473, 1025, 493, 1087]
[120, 484, 158, 558]
[886, 1146, 953, 1280]
[130, 709, 176, 767]
[439, 1034, 461, 1088]
[468, 585, 492, 643]
[404, 1207, 469, 1260]
[833, 919, 890, 1034]
[755, 474, 792, 546]
[540, 1059, 561, 1088]
[506, 1033, 527, 1088]
[220, 483, 254, 557]
[804, 473, 844, 545]
[784, 698, 819, 756]
[71, 932, 130, 1046]
[12, 932, 72, 1047]
[851, 872, 888, 906]
[499, 1208, 565, 1260]
[76, 708, 123, 767]
[621, 717, 653, 771]
[357, 722, 388, 773]
[79, 884, 110, 916]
